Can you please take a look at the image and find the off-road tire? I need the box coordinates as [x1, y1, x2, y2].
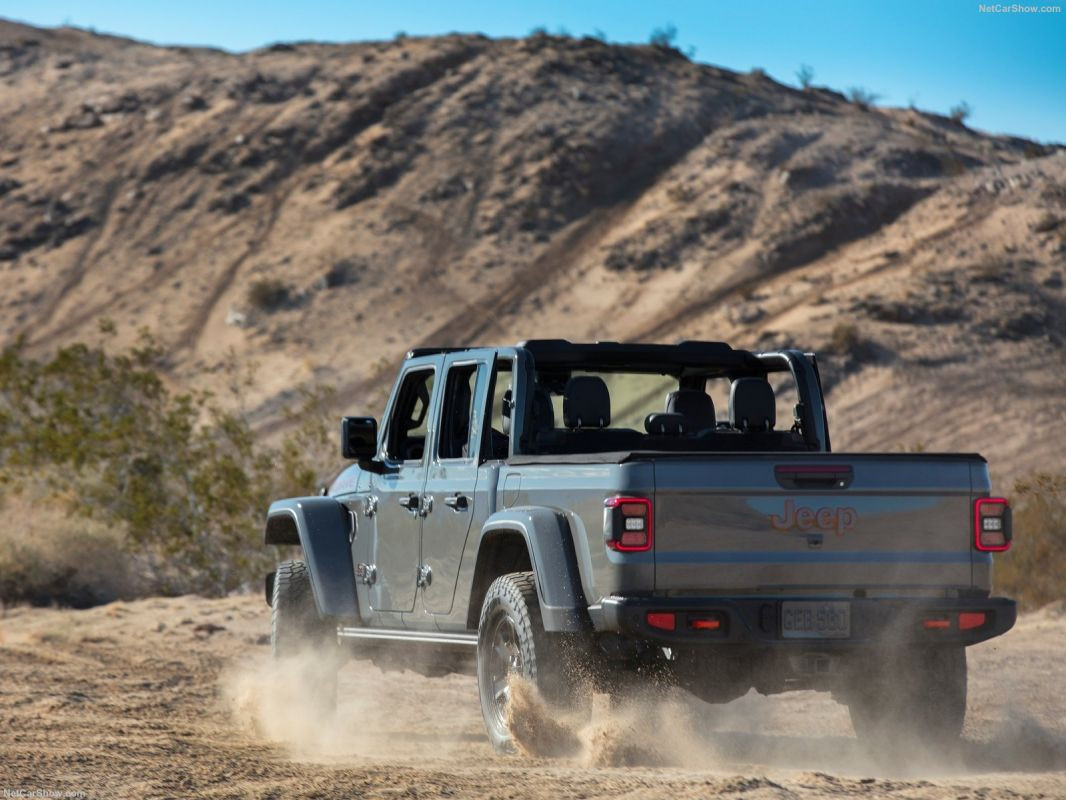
[847, 646, 967, 751]
[476, 572, 578, 753]
[270, 560, 340, 713]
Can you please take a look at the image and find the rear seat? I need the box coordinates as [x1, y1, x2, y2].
[529, 377, 806, 455]
[665, 389, 716, 433]
[724, 377, 805, 451]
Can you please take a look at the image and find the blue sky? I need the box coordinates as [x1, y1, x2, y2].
[3, 0, 1064, 142]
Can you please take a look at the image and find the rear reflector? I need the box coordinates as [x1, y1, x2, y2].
[959, 612, 987, 630]
[975, 497, 1011, 552]
[646, 612, 676, 631]
[689, 617, 721, 631]
[923, 618, 951, 630]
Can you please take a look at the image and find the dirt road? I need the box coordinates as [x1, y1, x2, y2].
[2, 595, 1064, 799]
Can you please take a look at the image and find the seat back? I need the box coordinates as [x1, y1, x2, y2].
[563, 376, 610, 429]
[729, 378, 776, 432]
[666, 389, 716, 431]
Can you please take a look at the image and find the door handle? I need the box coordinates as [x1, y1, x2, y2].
[443, 494, 469, 512]
[362, 495, 378, 517]
[398, 494, 420, 513]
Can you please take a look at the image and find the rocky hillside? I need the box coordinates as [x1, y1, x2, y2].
[2, 19, 1064, 482]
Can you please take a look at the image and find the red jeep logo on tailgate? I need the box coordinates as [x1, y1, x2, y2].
[770, 500, 857, 536]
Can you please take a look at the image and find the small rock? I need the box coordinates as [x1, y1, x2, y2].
[192, 622, 226, 637]
[224, 307, 248, 327]
[61, 107, 103, 131]
[181, 93, 209, 111]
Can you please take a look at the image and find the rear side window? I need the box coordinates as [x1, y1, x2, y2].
[385, 368, 435, 462]
[438, 364, 479, 460]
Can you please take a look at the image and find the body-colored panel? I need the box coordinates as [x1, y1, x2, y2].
[652, 455, 980, 593]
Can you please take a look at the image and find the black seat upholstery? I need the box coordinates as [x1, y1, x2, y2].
[729, 378, 776, 432]
[530, 386, 555, 431]
[644, 412, 686, 435]
[666, 389, 716, 431]
[563, 376, 610, 429]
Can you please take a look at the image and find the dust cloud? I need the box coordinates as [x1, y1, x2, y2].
[506, 675, 1066, 778]
[221, 612, 1066, 782]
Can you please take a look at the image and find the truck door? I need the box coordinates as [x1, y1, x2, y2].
[368, 359, 441, 614]
[420, 354, 492, 615]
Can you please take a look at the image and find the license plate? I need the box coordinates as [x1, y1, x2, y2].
[781, 601, 851, 639]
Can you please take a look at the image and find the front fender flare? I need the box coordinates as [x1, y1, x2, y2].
[481, 507, 589, 632]
[264, 496, 358, 619]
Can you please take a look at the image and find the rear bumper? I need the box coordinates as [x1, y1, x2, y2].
[592, 595, 1016, 647]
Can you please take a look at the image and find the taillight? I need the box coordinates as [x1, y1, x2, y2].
[975, 497, 1012, 552]
[604, 496, 653, 551]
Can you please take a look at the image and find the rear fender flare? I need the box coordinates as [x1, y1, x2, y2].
[480, 507, 589, 632]
[264, 497, 358, 619]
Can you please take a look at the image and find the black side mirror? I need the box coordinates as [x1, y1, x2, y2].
[341, 416, 378, 460]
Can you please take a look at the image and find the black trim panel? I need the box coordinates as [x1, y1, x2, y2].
[594, 595, 1016, 647]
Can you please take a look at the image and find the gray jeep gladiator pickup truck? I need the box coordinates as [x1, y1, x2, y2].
[264, 339, 1016, 752]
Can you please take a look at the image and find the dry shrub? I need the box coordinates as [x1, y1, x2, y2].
[0, 480, 141, 608]
[247, 278, 291, 311]
[1031, 212, 1061, 234]
[995, 472, 1066, 609]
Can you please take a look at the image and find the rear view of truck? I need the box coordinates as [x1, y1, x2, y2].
[602, 452, 1014, 745]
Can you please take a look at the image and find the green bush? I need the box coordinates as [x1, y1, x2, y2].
[648, 23, 678, 49]
[846, 87, 881, 110]
[949, 101, 972, 124]
[995, 473, 1066, 609]
[0, 334, 336, 602]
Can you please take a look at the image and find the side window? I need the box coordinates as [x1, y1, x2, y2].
[385, 368, 435, 462]
[439, 364, 479, 460]
[483, 359, 513, 460]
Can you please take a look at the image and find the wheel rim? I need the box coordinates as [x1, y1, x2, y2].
[486, 613, 522, 729]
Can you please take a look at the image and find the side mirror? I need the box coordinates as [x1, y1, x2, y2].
[341, 416, 378, 461]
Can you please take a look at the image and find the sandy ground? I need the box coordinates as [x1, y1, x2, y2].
[1, 595, 1065, 799]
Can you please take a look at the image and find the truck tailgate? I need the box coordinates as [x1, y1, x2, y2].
[652, 454, 981, 593]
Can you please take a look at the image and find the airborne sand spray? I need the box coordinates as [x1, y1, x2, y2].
[221, 612, 1066, 778]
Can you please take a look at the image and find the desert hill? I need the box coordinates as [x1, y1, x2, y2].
[1, 19, 1064, 482]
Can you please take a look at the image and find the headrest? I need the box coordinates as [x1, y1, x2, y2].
[644, 413, 686, 436]
[729, 378, 776, 432]
[563, 376, 610, 429]
[530, 387, 555, 433]
[501, 388, 513, 436]
[666, 390, 715, 430]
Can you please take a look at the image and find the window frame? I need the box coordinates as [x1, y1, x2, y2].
[382, 363, 439, 466]
[433, 359, 487, 464]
